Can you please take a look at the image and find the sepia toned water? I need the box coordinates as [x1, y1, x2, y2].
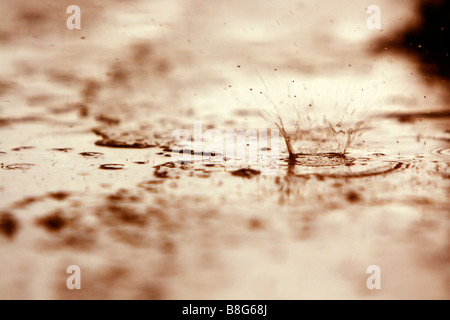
[0, 0, 449, 299]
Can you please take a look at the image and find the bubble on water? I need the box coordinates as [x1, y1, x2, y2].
[4, 163, 35, 170]
[99, 164, 125, 170]
[80, 152, 104, 158]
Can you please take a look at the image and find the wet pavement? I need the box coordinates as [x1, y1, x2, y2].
[0, 0, 449, 299]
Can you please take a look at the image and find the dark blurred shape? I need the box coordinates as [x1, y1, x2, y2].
[0, 80, 16, 96]
[346, 190, 361, 203]
[95, 114, 121, 126]
[102, 205, 147, 226]
[51, 148, 73, 153]
[77, 104, 89, 118]
[18, 10, 46, 24]
[11, 146, 34, 151]
[82, 80, 102, 102]
[0, 213, 19, 238]
[231, 168, 261, 178]
[48, 191, 71, 201]
[248, 218, 264, 230]
[377, 0, 449, 81]
[37, 212, 67, 232]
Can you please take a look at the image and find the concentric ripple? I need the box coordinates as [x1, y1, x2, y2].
[430, 147, 450, 158]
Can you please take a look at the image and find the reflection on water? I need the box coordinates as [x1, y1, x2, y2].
[0, 0, 449, 299]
